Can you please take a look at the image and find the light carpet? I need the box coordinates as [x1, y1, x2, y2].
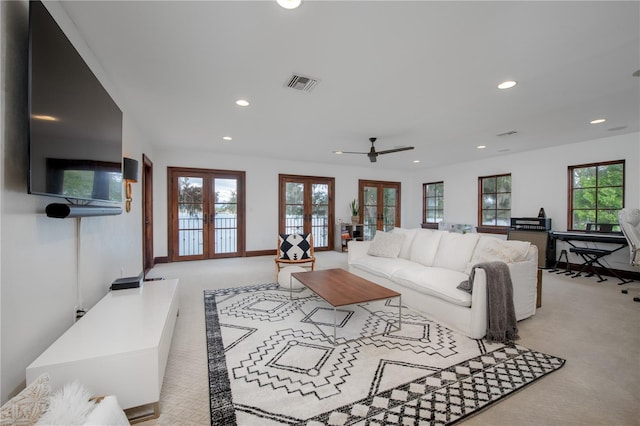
[205, 283, 565, 425]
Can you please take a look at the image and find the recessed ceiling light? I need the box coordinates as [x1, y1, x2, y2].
[222, 136, 232, 141]
[277, 0, 302, 9]
[413, 160, 421, 163]
[235, 99, 250, 107]
[333, 151, 343, 155]
[590, 118, 606, 124]
[497, 80, 517, 90]
[477, 145, 486, 149]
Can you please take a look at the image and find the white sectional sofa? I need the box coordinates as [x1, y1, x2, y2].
[347, 228, 538, 339]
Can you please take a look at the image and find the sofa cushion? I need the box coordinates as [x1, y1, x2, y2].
[391, 265, 472, 307]
[465, 236, 531, 273]
[409, 229, 445, 266]
[432, 232, 479, 272]
[367, 231, 405, 258]
[350, 256, 416, 279]
[391, 227, 417, 259]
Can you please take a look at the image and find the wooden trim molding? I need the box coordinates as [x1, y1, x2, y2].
[475, 226, 509, 235]
[154, 256, 169, 264]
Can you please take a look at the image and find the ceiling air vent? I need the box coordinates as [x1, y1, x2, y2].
[285, 73, 319, 92]
[497, 130, 518, 137]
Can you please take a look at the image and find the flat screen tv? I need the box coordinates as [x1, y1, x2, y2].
[28, 0, 123, 206]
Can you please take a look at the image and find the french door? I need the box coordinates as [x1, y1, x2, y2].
[168, 167, 245, 261]
[359, 179, 401, 239]
[279, 174, 335, 250]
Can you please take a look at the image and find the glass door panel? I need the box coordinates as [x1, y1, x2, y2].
[311, 183, 329, 248]
[363, 185, 378, 240]
[213, 178, 238, 254]
[177, 176, 204, 256]
[382, 187, 398, 231]
[284, 182, 304, 234]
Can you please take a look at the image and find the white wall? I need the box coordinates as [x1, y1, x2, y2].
[152, 148, 412, 255]
[0, 1, 151, 401]
[407, 132, 640, 270]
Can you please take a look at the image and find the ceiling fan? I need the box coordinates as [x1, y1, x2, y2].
[339, 137, 415, 163]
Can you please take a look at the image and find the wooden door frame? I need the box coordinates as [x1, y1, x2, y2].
[358, 179, 402, 232]
[167, 167, 246, 261]
[278, 174, 335, 251]
[142, 154, 154, 277]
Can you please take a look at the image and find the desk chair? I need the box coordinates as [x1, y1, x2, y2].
[275, 233, 315, 280]
[618, 208, 640, 301]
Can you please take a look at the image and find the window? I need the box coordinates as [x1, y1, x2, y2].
[423, 181, 444, 224]
[478, 174, 511, 227]
[568, 160, 624, 231]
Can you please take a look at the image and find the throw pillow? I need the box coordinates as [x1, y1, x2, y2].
[367, 231, 405, 258]
[0, 373, 50, 426]
[36, 382, 96, 426]
[465, 236, 530, 274]
[278, 234, 312, 260]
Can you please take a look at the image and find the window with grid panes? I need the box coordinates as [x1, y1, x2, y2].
[478, 174, 511, 227]
[568, 160, 624, 231]
[423, 181, 444, 224]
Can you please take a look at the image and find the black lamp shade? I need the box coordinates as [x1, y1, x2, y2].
[123, 157, 138, 182]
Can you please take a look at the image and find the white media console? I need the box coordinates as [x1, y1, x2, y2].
[26, 279, 179, 420]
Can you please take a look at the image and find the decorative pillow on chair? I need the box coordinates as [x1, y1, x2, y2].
[279, 234, 312, 260]
[0, 373, 50, 426]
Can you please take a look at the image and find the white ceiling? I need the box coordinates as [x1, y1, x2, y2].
[59, 1, 640, 170]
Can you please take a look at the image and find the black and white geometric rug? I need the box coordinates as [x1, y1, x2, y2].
[205, 284, 565, 425]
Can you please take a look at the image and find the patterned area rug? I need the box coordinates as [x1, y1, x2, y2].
[205, 284, 564, 425]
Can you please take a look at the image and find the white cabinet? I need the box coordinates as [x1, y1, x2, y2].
[26, 279, 179, 418]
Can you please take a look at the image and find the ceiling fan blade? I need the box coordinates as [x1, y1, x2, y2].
[377, 146, 415, 155]
[338, 151, 369, 154]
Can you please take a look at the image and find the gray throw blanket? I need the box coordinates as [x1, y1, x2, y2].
[458, 261, 519, 343]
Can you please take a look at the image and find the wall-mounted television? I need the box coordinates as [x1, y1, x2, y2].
[28, 0, 123, 208]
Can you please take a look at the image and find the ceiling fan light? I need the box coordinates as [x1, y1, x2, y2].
[277, 0, 302, 9]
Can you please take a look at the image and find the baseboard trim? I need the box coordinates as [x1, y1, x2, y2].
[549, 262, 640, 281]
[246, 250, 276, 257]
[154, 256, 169, 264]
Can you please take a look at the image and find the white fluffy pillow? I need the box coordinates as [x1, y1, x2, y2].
[367, 231, 405, 258]
[36, 382, 96, 426]
[83, 396, 129, 426]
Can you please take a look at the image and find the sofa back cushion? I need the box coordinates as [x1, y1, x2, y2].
[391, 227, 417, 259]
[409, 229, 445, 266]
[432, 232, 479, 272]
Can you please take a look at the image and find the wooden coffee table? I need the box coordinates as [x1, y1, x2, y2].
[291, 268, 402, 344]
